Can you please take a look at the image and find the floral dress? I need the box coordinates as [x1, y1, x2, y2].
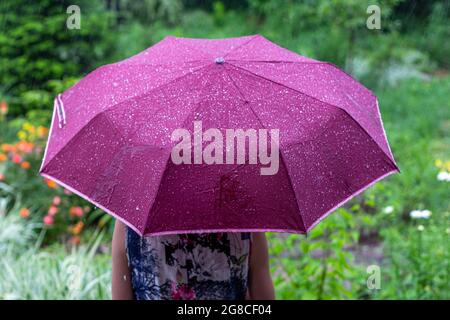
[126, 227, 251, 300]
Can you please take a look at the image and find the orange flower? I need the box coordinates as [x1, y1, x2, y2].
[69, 206, 84, 217]
[0, 153, 6, 162]
[0, 173, 4, 181]
[12, 154, 22, 164]
[37, 126, 49, 138]
[48, 205, 59, 216]
[19, 208, 30, 218]
[21, 161, 31, 169]
[45, 178, 57, 189]
[43, 215, 54, 225]
[1, 144, 14, 152]
[70, 221, 84, 235]
[69, 236, 81, 246]
[0, 101, 7, 115]
[16, 141, 33, 154]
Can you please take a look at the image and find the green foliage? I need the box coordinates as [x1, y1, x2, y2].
[416, 2, 450, 68]
[269, 209, 360, 299]
[248, 0, 404, 69]
[375, 77, 450, 217]
[0, 0, 114, 116]
[0, 212, 111, 299]
[377, 221, 449, 299]
[117, 0, 183, 26]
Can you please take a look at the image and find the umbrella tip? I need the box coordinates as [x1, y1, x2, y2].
[214, 57, 225, 64]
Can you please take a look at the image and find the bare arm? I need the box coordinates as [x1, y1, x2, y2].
[111, 220, 134, 300]
[248, 233, 275, 300]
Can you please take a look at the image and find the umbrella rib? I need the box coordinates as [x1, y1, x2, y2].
[141, 150, 173, 234]
[226, 59, 324, 64]
[223, 67, 249, 102]
[40, 113, 103, 174]
[223, 35, 261, 58]
[170, 36, 215, 58]
[230, 92, 307, 231]
[227, 62, 397, 168]
[143, 64, 225, 232]
[42, 64, 212, 176]
[222, 35, 320, 64]
[105, 63, 213, 115]
[118, 59, 211, 68]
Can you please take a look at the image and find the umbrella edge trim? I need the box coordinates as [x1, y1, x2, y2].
[39, 172, 144, 236]
[305, 168, 399, 233]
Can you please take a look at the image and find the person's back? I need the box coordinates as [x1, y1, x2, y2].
[112, 221, 275, 300]
[127, 230, 250, 300]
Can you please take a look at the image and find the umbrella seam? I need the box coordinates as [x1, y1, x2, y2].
[94, 65, 221, 233]
[223, 60, 308, 230]
[223, 67, 249, 102]
[39, 113, 102, 174]
[223, 35, 320, 64]
[278, 151, 307, 231]
[231, 92, 307, 231]
[42, 63, 213, 171]
[95, 113, 175, 236]
[226, 62, 397, 169]
[223, 34, 260, 59]
[117, 60, 211, 67]
[105, 63, 213, 115]
[143, 63, 259, 234]
[170, 36, 216, 58]
[142, 65, 222, 234]
[226, 59, 323, 64]
[322, 62, 377, 98]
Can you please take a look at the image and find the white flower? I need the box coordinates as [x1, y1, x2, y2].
[383, 206, 394, 214]
[410, 210, 432, 219]
[437, 171, 450, 182]
[189, 247, 230, 282]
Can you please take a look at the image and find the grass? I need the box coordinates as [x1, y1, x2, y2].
[0, 211, 111, 300]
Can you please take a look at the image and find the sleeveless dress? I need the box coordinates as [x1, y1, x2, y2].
[126, 227, 251, 300]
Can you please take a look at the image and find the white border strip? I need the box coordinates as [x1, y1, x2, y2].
[375, 99, 398, 166]
[40, 172, 143, 236]
[38, 99, 58, 173]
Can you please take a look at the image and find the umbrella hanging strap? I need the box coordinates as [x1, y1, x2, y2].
[55, 94, 66, 128]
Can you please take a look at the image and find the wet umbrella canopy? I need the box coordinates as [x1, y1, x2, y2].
[39, 35, 399, 236]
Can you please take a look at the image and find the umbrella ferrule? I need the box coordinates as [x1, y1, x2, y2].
[214, 57, 225, 64]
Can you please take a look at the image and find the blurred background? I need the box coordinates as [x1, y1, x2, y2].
[0, 0, 448, 299]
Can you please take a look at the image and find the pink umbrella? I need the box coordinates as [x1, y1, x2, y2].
[39, 35, 399, 236]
